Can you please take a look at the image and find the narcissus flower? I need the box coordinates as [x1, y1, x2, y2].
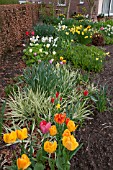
[17, 154, 31, 170]
[3, 131, 17, 144]
[16, 128, 28, 140]
[62, 129, 71, 137]
[49, 125, 57, 136]
[56, 103, 61, 109]
[44, 141, 57, 153]
[40, 120, 51, 134]
[67, 120, 78, 132]
[62, 135, 79, 151]
[83, 90, 89, 96]
[54, 113, 66, 124]
[60, 56, 63, 61]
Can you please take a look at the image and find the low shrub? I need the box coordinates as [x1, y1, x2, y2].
[57, 44, 106, 72]
[0, 0, 19, 4]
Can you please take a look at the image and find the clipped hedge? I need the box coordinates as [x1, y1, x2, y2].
[0, 0, 19, 4]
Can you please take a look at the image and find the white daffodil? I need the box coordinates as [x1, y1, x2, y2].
[39, 49, 43, 53]
[52, 51, 56, 55]
[29, 49, 32, 53]
[46, 44, 50, 48]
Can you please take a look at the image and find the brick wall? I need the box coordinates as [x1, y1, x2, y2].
[0, 4, 39, 57]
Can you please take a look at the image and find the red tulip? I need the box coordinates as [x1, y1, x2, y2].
[40, 120, 51, 134]
[83, 90, 88, 96]
[26, 31, 29, 36]
[56, 92, 59, 98]
[51, 98, 55, 103]
[65, 118, 70, 125]
[60, 97, 62, 101]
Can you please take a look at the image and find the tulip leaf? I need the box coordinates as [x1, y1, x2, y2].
[34, 163, 45, 170]
[69, 143, 83, 160]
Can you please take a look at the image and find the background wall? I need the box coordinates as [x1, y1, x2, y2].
[0, 4, 39, 57]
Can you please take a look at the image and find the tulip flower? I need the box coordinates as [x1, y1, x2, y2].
[51, 98, 55, 103]
[56, 92, 59, 98]
[25, 31, 29, 36]
[40, 120, 51, 134]
[49, 125, 57, 136]
[62, 129, 71, 137]
[17, 154, 31, 170]
[54, 113, 66, 124]
[67, 120, 78, 132]
[83, 90, 89, 96]
[16, 128, 28, 140]
[65, 117, 70, 125]
[44, 141, 57, 153]
[3, 131, 17, 144]
[62, 135, 79, 151]
[31, 31, 35, 36]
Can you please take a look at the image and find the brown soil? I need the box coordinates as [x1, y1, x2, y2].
[0, 45, 113, 170]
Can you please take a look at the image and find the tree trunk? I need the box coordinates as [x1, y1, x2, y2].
[67, 0, 71, 19]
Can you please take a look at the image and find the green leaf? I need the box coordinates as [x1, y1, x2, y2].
[69, 143, 83, 160]
[34, 163, 45, 170]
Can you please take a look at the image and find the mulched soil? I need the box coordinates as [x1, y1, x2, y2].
[0, 45, 113, 170]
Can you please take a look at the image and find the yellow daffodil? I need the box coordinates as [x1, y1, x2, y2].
[17, 154, 31, 170]
[56, 104, 60, 109]
[3, 131, 17, 144]
[60, 56, 64, 61]
[44, 141, 57, 153]
[96, 58, 99, 61]
[84, 36, 88, 39]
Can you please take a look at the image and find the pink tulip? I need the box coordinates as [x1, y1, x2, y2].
[100, 27, 104, 31]
[31, 31, 35, 36]
[40, 120, 51, 134]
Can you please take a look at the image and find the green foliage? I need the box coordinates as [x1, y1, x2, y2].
[34, 24, 56, 37]
[95, 86, 107, 112]
[20, 62, 79, 97]
[0, 0, 19, 4]
[58, 44, 106, 72]
[104, 36, 113, 45]
[0, 100, 6, 137]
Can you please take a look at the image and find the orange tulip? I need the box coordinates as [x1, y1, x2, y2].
[16, 128, 28, 140]
[3, 131, 17, 144]
[49, 125, 57, 136]
[54, 113, 66, 124]
[17, 154, 31, 170]
[62, 129, 71, 137]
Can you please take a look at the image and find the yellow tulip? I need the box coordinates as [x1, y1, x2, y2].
[44, 141, 57, 153]
[67, 120, 78, 132]
[17, 154, 31, 170]
[62, 129, 71, 137]
[3, 131, 17, 144]
[49, 125, 57, 136]
[16, 128, 28, 140]
[62, 135, 79, 151]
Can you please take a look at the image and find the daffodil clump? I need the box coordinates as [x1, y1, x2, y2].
[69, 24, 92, 44]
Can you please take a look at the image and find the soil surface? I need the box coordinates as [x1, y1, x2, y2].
[0, 45, 113, 170]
